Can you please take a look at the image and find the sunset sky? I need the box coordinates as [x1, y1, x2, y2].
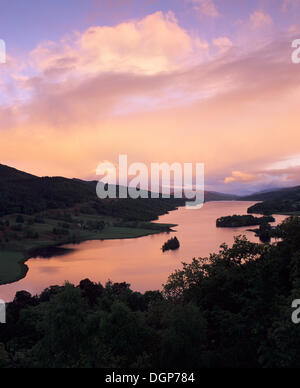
[1, 0, 300, 194]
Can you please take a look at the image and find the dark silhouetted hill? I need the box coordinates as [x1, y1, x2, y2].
[0, 164, 185, 220]
[0, 164, 37, 181]
[242, 186, 300, 214]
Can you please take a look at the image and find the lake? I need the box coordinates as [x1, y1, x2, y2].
[0, 201, 286, 301]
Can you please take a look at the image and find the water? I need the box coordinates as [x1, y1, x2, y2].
[0, 202, 286, 301]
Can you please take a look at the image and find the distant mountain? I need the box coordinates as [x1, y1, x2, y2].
[172, 188, 238, 202]
[205, 191, 238, 202]
[241, 186, 300, 202]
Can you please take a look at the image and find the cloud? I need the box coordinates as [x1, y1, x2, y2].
[223, 167, 300, 193]
[265, 154, 300, 171]
[213, 37, 233, 53]
[224, 171, 256, 184]
[31, 11, 209, 77]
[186, 0, 221, 18]
[250, 11, 273, 29]
[282, 0, 300, 12]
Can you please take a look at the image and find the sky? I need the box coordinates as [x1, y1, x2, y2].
[0, 0, 300, 194]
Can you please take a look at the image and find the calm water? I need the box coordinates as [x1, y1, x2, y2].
[0, 202, 286, 301]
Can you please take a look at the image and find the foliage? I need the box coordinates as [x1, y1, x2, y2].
[162, 237, 180, 252]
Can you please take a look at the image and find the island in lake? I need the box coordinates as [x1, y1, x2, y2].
[216, 214, 275, 228]
[162, 236, 180, 252]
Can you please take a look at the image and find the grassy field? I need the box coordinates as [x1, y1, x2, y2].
[0, 212, 176, 286]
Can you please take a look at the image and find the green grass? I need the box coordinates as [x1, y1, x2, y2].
[93, 226, 166, 239]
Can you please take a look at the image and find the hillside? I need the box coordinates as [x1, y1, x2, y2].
[0, 164, 238, 219]
[0, 164, 37, 181]
[205, 191, 238, 201]
[243, 186, 300, 215]
[0, 165, 96, 217]
[0, 164, 186, 221]
[242, 186, 300, 202]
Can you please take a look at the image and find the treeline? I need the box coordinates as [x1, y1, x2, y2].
[1, 217, 300, 368]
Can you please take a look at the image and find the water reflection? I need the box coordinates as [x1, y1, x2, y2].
[30, 247, 75, 259]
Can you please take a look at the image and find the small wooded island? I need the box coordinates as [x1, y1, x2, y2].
[162, 236, 180, 252]
[216, 214, 275, 228]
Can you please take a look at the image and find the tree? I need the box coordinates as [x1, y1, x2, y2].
[159, 303, 209, 368]
[96, 302, 154, 368]
[0, 343, 11, 368]
[79, 279, 103, 306]
[35, 284, 89, 368]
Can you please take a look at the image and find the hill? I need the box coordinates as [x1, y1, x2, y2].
[0, 165, 97, 217]
[0, 164, 189, 221]
[242, 185, 300, 202]
[0, 164, 237, 219]
[0, 164, 37, 181]
[242, 186, 300, 214]
[204, 191, 238, 201]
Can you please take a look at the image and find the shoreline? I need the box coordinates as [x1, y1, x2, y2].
[0, 222, 177, 287]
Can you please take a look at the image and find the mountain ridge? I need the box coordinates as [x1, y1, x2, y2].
[2, 163, 299, 215]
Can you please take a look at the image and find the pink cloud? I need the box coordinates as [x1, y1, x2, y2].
[213, 37, 233, 53]
[31, 11, 209, 77]
[250, 11, 273, 29]
[224, 171, 256, 184]
[186, 0, 221, 18]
